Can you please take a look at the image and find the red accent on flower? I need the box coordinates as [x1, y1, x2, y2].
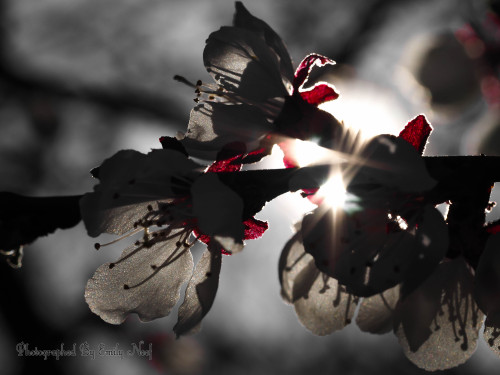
[241, 147, 268, 164]
[194, 143, 270, 254]
[293, 54, 336, 91]
[486, 223, 500, 235]
[207, 154, 243, 173]
[299, 83, 339, 106]
[193, 218, 268, 255]
[398, 115, 432, 155]
[242, 217, 268, 240]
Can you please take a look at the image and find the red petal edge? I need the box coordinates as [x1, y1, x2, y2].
[194, 217, 268, 255]
[293, 54, 336, 91]
[299, 83, 339, 106]
[243, 217, 268, 240]
[398, 114, 432, 155]
[207, 154, 243, 173]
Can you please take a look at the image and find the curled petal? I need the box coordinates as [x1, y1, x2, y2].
[299, 83, 339, 106]
[356, 286, 399, 334]
[85, 230, 194, 324]
[293, 54, 336, 91]
[204, 26, 290, 101]
[233, 1, 294, 84]
[174, 244, 222, 336]
[395, 258, 484, 371]
[398, 115, 432, 155]
[279, 228, 357, 335]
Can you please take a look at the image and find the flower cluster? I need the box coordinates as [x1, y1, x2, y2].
[79, 1, 500, 371]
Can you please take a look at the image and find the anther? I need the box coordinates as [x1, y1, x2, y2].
[135, 240, 141, 246]
[123, 284, 130, 290]
[109, 263, 115, 269]
[151, 265, 157, 270]
[147, 204, 153, 212]
[94, 243, 101, 250]
[196, 80, 202, 86]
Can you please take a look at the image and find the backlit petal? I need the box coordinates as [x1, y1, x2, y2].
[299, 83, 339, 106]
[395, 258, 484, 371]
[85, 230, 194, 324]
[293, 54, 336, 91]
[174, 244, 222, 336]
[204, 26, 289, 101]
[233, 1, 294, 84]
[279, 227, 357, 335]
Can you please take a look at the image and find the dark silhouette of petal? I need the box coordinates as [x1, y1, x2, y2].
[395, 258, 484, 371]
[279, 226, 357, 335]
[233, 1, 294, 83]
[174, 244, 222, 336]
[474, 233, 500, 326]
[204, 26, 290, 101]
[356, 286, 399, 334]
[302, 204, 448, 297]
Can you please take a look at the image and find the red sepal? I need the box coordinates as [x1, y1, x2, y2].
[299, 83, 339, 106]
[398, 115, 432, 155]
[293, 54, 336, 91]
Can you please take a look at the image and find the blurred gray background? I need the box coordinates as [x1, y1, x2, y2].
[2, 0, 500, 374]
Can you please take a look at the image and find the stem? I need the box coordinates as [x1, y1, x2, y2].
[219, 156, 500, 211]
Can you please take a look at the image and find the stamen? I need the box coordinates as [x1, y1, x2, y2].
[93, 227, 143, 249]
[173, 75, 197, 88]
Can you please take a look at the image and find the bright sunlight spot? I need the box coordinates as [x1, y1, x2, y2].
[316, 173, 347, 209]
[318, 79, 407, 141]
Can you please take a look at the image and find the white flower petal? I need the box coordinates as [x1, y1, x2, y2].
[474, 233, 500, 325]
[484, 319, 500, 357]
[233, 2, 294, 85]
[174, 244, 222, 336]
[191, 173, 244, 242]
[395, 258, 484, 371]
[356, 286, 399, 334]
[279, 228, 357, 336]
[181, 102, 271, 161]
[81, 149, 201, 236]
[293, 260, 357, 336]
[204, 26, 289, 101]
[279, 230, 309, 303]
[85, 229, 194, 324]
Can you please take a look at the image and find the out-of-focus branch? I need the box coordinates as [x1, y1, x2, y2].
[0, 2, 186, 124]
[0, 61, 187, 123]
